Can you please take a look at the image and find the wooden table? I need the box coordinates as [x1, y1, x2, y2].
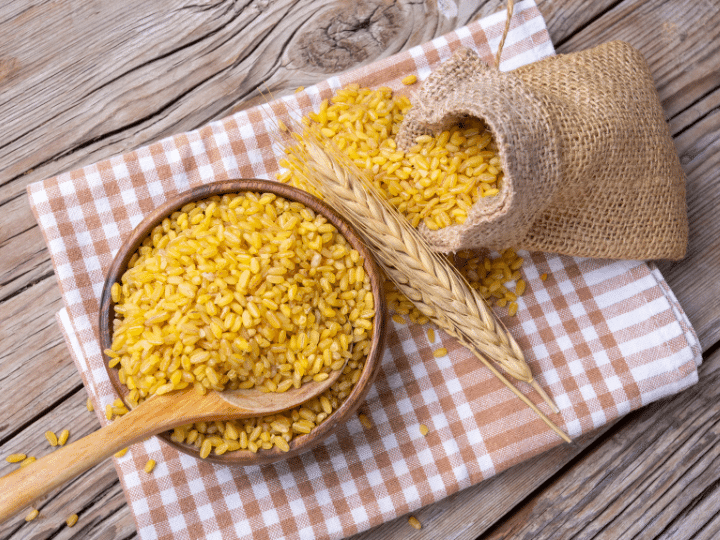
[1, 1, 718, 538]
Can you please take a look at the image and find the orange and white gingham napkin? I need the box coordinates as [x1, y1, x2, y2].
[28, 2, 701, 539]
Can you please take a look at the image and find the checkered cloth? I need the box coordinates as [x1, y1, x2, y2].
[28, 2, 701, 539]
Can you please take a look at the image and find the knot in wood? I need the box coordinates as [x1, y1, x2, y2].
[292, 1, 401, 73]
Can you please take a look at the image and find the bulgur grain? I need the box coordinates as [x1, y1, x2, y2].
[66, 514, 79, 527]
[5, 453, 26, 463]
[516, 279, 526, 296]
[200, 439, 213, 459]
[58, 429, 70, 446]
[408, 515, 422, 529]
[419, 424, 429, 436]
[144, 459, 156, 473]
[25, 509, 39, 522]
[45, 431, 58, 447]
[433, 347, 448, 358]
[427, 328, 435, 342]
[358, 413, 373, 429]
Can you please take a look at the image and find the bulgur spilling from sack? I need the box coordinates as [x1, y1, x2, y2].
[278, 84, 526, 319]
[279, 84, 503, 232]
[107, 192, 374, 455]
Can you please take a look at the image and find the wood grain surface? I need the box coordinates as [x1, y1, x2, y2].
[0, 0, 718, 539]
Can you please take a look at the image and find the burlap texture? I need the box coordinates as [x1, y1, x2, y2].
[397, 41, 688, 260]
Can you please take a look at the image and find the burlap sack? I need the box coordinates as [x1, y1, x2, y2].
[396, 41, 688, 260]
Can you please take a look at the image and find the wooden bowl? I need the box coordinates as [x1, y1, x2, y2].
[99, 179, 387, 465]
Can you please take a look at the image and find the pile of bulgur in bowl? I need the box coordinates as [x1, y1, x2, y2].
[100, 180, 387, 465]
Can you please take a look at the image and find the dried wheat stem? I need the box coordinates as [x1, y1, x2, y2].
[456, 338, 570, 442]
[290, 131, 567, 440]
[530, 380, 560, 414]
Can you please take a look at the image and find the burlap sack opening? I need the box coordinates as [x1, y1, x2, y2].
[396, 41, 688, 260]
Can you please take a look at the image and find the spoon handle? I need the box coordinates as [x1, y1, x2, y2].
[0, 376, 341, 523]
[0, 395, 176, 524]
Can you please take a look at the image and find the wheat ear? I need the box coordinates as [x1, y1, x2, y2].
[289, 130, 569, 442]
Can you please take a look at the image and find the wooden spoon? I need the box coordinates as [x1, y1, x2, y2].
[0, 370, 343, 524]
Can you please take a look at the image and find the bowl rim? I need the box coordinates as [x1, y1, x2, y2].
[99, 179, 387, 465]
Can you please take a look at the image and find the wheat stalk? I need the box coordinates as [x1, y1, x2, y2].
[286, 128, 569, 443]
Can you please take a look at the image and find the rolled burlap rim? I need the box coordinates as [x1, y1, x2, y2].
[396, 49, 561, 251]
[396, 2, 688, 260]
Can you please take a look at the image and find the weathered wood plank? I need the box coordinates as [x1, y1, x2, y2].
[658, 101, 720, 350]
[556, 0, 720, 120]
[0, 0, 492, 201]
[0, 277, 71, 440]
[0, 387, 136, 540]
[0, 193, 53, 303]
[668, 86, 720, 138]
